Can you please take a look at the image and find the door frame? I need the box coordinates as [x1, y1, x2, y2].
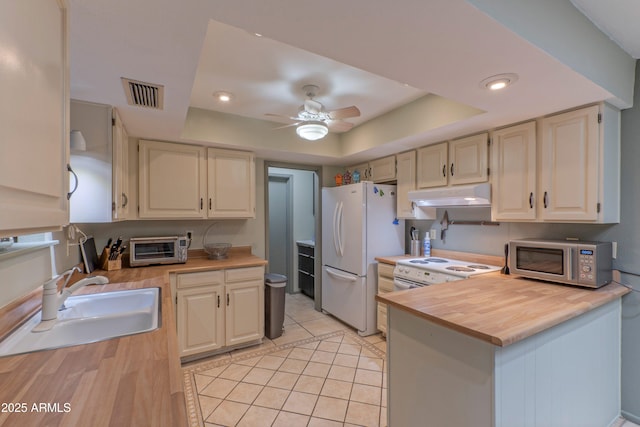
[267, 173, 294, 294]
[264, 161, 322, 311]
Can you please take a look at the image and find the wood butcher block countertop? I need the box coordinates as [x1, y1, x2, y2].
[0, 247, 266, 427]
[375, 250, 629, 347]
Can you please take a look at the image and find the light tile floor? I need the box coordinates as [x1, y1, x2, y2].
[185, 292, 640, 427]
[186, 293, 387, 427]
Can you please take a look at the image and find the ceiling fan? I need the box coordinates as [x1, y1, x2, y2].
[266, 85, 361, 140]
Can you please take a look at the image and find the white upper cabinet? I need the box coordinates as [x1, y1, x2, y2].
[396, 151, 435, 220]
[539, 106, 601, 222]
[138, 140, 207, 219]
[417, 135, 488, 189]
[348, 162, 371, 181]
[417, 142, 448, 188]
[138, 141, 256, 220]
[491, 122, 537, 221]
[448, 133, 489, 185]
[207, 148, 255, 219]
[369, 155, 396, 183]
[490, 104, 620, 223]
[0, 1, 69, 236]
[69, 101, 129, 223]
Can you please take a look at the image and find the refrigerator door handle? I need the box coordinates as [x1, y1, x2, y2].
[332, 201, 340, 256]
[337, 201, 344, 256]
[326, 267, 357, 282]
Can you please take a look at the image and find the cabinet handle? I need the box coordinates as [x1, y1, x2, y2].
[227, 294, 230, 306]
[122, 193, 128, 208]
[442, 164, 446, 177]
[209, 198, 212, 210]
[529, 192, 534, 209]
[200, 198, 203, 210]
[217, 295, 220, 308]
[67, 164, 78, 200]
[543, 191, 548, 208]
[450, 163, 454, 176]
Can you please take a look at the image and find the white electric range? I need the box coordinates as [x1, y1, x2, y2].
[393, 257, 501, 290]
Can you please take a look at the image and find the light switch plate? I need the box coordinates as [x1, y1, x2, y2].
[429, 229, 437, 240]
[612, 242, 617, 259]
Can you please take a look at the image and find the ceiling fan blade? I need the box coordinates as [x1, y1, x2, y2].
[328, 105, 360, 120]
[304, 99, 323, 114]
[327, 120, 354, 132]
[271, 122, 301, 130]
[265, 113, 300, 121]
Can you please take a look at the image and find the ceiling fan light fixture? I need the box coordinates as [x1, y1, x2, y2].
[296, 121, 328, 141]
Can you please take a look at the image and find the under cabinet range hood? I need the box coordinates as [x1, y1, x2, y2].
[408, 183, 491, 207]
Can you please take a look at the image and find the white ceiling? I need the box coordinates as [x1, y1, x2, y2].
[68, 0, 637, 165]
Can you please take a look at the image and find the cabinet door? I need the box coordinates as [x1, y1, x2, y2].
[370, 155, 396, 183]
[138, 140, 206, 219]
[0, 1, 69, 235]
[449, 133, 488, 185]
[177, 285, 225, 357]
[348, 162, 370, 181]
[417, 143, 448, 188]
[225, 280, 264, 346]
[540, 106, 599, 221]
[491, 122, 537, 221]
[207, 148, 255, 218]
[112, 109, 129, 220]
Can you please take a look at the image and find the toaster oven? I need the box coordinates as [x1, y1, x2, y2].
[129, 236, 188, 267]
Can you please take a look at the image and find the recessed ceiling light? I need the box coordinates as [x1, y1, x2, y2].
[254, 33, 263, 37]
[213, 91, 233, 102]
[480, 73, 519, 91]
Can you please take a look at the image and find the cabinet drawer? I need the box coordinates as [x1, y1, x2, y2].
[176, 270, 224, 289]
[378, 275, 394, 292]
[378, 262, 395, 279]
[298, 255, 314, 274]
[377, 302, 388, 334]
[298, 245, 314, 257]
[225, 266, 265, 283]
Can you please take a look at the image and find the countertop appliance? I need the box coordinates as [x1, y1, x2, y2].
[393, 257, 501, 290]
[322, 182, 404, 336]
[129, 236, 188, 267]
[509, 238, 612, 288]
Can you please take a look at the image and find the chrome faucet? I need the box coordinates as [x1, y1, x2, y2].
[33, 267, 109, 332]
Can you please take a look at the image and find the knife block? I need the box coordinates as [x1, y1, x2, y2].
[99, 248, 122, 271]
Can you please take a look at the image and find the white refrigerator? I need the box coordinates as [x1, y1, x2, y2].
[321, 182, 404, 336]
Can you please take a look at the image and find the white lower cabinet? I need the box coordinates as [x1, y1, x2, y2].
[376, 262, 395, 335]
[174, 266, 265, 359]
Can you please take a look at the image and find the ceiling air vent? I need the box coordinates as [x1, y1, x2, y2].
[121, 78, 164, 110]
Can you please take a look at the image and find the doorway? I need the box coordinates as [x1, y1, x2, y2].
[265, 163, 321, 311]
[268, 174, 293, 293]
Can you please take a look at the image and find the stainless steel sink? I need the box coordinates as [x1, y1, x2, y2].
[0, 288, 160, 357]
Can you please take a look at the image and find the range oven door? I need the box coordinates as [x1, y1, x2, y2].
[393, 277, 425, 291]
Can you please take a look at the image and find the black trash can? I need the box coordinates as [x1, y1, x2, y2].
[264, 273, 287, 339]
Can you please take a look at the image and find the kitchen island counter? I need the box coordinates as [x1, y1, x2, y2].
[377, 261, 629, 427]
[0, 247, 266, 427]
[376, 272, 628, 346]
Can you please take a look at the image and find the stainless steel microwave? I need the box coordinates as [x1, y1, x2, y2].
[129, 236, 188, 267]
[509, 239, 612, 288]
